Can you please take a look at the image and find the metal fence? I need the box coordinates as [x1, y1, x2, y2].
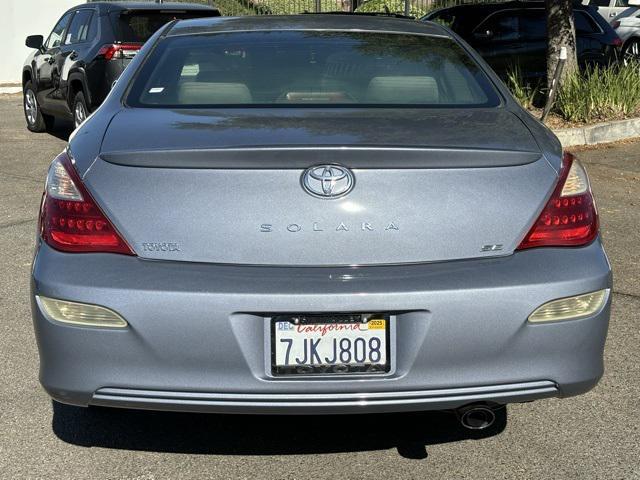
[110, 0, 505, 17]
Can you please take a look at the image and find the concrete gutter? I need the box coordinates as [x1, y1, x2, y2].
[0, 83, 21, 95]
[553, 117, 640, 147]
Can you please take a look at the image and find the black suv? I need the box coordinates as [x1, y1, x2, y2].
[422, 1, 622, 81]
[22, 2, 220, 132]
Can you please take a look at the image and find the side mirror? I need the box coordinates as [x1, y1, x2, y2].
[26, 35, 44, 50]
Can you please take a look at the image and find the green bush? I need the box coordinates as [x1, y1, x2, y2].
[555, 63, 640, 123]
[214, 0, 256, 15]
[355, 0, 428, 18]
[504, 65, 542, 110]
[505, 62, 640, 124]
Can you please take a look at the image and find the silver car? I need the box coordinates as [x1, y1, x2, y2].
[31, 15, 611, 431]
[584, 0, 640, 62]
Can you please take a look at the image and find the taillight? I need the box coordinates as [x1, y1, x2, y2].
[97, 43, 142, 61]
[39, 151, 134, 255]
[517, 152, 598, 250]
[612, 37, 623, 47]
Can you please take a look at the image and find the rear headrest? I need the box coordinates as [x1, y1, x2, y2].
[366, 76, 439, 104]
[178, 82, 252, 104]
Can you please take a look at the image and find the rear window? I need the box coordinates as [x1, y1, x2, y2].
[575, 11, 601, 34]
[127, 31, 501, 108]
[113, 10, 219, 43]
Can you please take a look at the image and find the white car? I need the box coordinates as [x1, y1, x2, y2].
[584, 0, 636, 21]
[585, 0, 640, 62]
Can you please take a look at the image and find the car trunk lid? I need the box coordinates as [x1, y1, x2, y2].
[84, 108, 557, 266]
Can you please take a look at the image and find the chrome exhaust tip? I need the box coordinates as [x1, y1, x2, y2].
[457, 405, 497, 431]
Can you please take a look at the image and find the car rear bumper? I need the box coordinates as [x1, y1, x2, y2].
[31, 240, 612, 414]
[90, 382, 559, 414]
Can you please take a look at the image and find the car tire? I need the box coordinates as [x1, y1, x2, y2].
[23, 81, 54, 133]
[623, 38, 640, 66]
[72, 91, 89, 129]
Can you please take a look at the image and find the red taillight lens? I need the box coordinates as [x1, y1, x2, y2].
[97, 43, 142, 61]
[612, 37, 623, 47]
[517, 152, 598, 250]
[40, 151, 134, 255]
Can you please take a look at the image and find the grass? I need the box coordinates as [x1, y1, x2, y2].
[505, 62, 640, 125]
[555, 63, 640, 123]
[504, 65, 542, 111]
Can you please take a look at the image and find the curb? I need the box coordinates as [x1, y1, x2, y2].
[0, 86, 21, 95]
[553, 117, 640, 147]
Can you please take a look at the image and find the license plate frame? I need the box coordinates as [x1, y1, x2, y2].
[270, 313, 391, 376]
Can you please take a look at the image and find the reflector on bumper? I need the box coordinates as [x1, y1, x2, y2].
[528, 289, 609, 323]
[37, 296, 127, 328]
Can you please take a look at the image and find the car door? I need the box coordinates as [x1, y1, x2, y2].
[469, 9, 526, 78]
[588, 0, 631, 23]
[517, 9, 548, 80]
[35, 11, 74, 112]
[609, 0, 638, 21]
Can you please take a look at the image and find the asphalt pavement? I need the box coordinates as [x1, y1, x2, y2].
[0, 94, 638, 479]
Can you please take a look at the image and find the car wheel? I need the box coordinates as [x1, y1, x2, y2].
[23, 81, 54, 132]
[73, 91, 89, 129]
[623, 39, 640, 66]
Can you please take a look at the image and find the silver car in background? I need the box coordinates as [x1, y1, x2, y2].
[585, 0, 640, 62]
[31, 15, 611, 430]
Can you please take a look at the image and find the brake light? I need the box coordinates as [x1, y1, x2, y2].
[39, 151, 134, 255]
[97, 43, 142, 60]
[612, 37, 623, 47]
[517, 152, 598, 250]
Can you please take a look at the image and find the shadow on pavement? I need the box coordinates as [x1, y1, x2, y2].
[47, 120, 74, 142]
[52, 402, 507, 459]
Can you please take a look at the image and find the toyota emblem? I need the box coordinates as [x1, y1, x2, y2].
[301, 165, 355, 199]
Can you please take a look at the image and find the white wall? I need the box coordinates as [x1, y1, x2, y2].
[1, 0, 80, 84]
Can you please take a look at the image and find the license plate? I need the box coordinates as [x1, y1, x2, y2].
[271, 314, 390, 376]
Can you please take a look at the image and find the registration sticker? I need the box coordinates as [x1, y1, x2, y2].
[368, 319, 386, 330]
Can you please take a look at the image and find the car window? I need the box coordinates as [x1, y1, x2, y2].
[588, 0, 612, 6]
[615, 0, 629, 6]
[65, 10, 94, 45]
[575, 11, 601, 34]
[476, 11, 521, 41]
[87, 12, 99, 40]
[429, 11, 457, 28]
[113, 10, 219, 43]
[519, 11, 547, 41]
[45, 11, 73, 49]
[128, 31, 501, 108]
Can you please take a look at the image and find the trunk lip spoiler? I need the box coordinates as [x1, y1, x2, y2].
[100, 146, 543, 170]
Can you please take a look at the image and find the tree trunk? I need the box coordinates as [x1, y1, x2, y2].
[546, 0, 578, 86]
